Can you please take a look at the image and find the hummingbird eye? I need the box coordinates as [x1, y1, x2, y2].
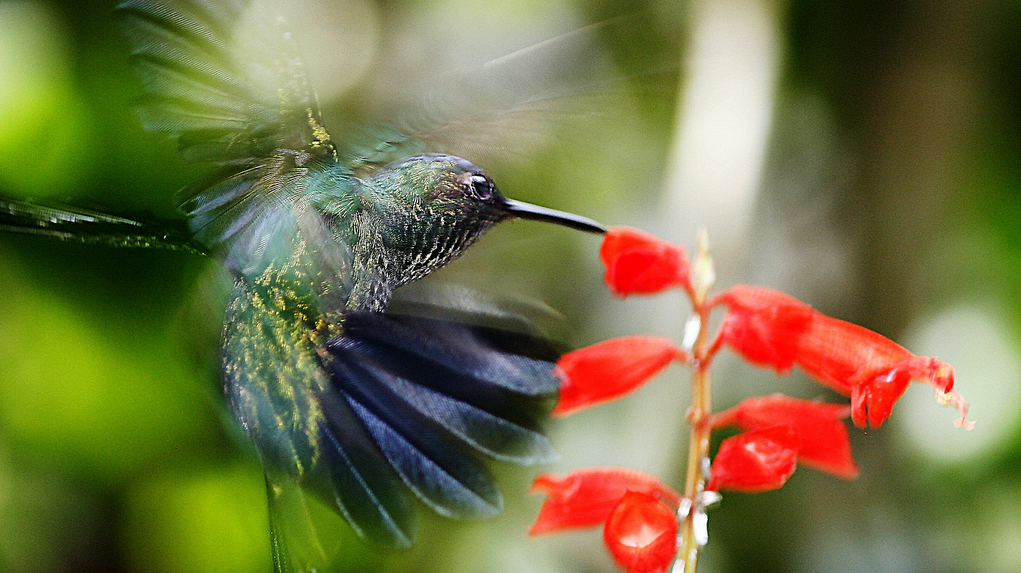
[469, 174, 494, 200]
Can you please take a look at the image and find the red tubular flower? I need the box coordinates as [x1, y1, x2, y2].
[712, 395, 858, 479]
[795, 316, 964, 428]
[714, 286, 813, 373]
[554, 336, 686, 416]
[706, 426, 800, 493]
[713, 285, 971, 430]
[529, 467, 681, 536]
[600, 226, 692, 297]
[603, 491, 679, 573]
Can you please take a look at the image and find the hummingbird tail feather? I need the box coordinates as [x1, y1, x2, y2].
[0, 197, 207, 254]
[224, 276, 563, 550]
[320, 310, 559, 523]
[325, 352, 504, 520]
[314, 389, 416, 548]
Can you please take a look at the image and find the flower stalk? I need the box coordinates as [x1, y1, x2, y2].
[676, 234, 715, 573]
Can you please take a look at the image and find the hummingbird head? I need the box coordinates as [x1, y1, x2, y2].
[365, 153, 605, 284]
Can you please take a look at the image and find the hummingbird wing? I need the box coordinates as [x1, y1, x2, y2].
[116, 0, 336, 164]
[115, 0, 346, 279]
[340, 15, 666, 175]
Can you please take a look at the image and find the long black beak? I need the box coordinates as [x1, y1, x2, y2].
[503, 198, 606, 234]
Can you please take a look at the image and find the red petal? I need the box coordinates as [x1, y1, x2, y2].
[796, 316, 962, 428]
[600, 227, 691, 297]
[714, 286, 814, 374]
[706, 426, 800, 493]
[790, 312, 913, 395]
[714, 286, 968, 429]
[553, 336, 685, 416]
[849, 364, 913, 428]
[529, 468, 681, 536]
[603, 491, 679, 573]
[600, 227, 675, 267]
[712, 395, 858, 479]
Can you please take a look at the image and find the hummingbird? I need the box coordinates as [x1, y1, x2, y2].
[3, 0, 610, 570]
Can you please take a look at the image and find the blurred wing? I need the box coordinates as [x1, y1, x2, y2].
[116, 0, 348, 278]
[263, 467, 337, 573]
[342, 15, 667, 174]
[389, 280, 571, 345]
[116, 0, 336, 164]
[224, 280, 560, 558]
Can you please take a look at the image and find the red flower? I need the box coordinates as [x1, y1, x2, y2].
[603, 491, 679, 573]
[712, 395, 858, 479]
[529, 468, 681, 535]
[713, 286, 971, 429]
[713, 286, 813, 373]
[554, 336, 686, 416]
[706, 426, 800, 493]
[600, 227, 692, 297]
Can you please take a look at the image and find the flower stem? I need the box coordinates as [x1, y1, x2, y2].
[676, 300, 714, 573]
[673, 231, 717, 572]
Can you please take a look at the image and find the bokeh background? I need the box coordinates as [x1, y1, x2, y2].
[1, 0, 1020, 571]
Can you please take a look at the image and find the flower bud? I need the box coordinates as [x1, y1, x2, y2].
[554, 336, 685, 416]
[600, 227, 691, 297]
[707, 426, 800, 493]
[529, 468, 680, 535]
[603, 491, 679, 573]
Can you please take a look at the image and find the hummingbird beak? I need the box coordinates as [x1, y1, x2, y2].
[502, 198, 606, 234]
